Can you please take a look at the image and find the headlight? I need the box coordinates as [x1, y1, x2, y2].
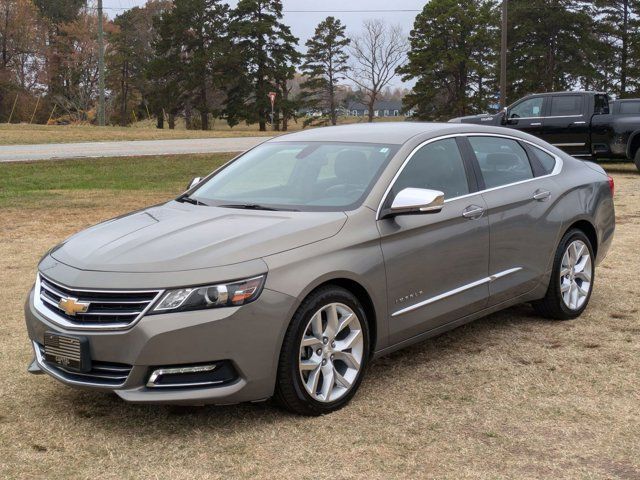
[150, 275, 266, 313]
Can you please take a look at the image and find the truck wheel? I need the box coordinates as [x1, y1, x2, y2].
[634, 149, 640, 172]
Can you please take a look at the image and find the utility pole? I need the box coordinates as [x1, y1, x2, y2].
[500, 0, 507, 110]
[97, 0, 106, 126]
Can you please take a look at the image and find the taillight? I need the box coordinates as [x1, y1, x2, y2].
[607, 175, 614, 196]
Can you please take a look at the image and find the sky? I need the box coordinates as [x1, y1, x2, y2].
[101, 0, 427, 87]
[101, 0, 426, 40]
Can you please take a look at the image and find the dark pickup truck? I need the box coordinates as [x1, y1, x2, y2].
[450, 91, 640, 171]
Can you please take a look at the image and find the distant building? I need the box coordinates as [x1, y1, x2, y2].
[345, 100, 413, 118]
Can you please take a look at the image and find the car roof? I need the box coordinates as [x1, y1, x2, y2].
[267, 122, 462, 145]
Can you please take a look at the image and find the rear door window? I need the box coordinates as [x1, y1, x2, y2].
[549, 95, 584, 116]
[468, 136, 533, 189]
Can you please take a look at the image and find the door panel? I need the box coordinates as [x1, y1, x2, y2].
[379, 194, 490, 344]
[542, 95, 591, 156]
[481, 177, 560, 305]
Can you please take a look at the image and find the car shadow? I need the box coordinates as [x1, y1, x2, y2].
[37, 302, 562, 434]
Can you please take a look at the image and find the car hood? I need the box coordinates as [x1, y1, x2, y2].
[51, 201, 348, 273]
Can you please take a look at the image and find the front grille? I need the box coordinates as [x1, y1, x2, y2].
[38, 274, 162, 328]
[35, 342, 132, 386]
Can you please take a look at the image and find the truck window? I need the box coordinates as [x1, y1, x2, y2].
[549, 95, 584, 116]
[595, 94, 610, 114]
[619, 101, 640, 114]
[509, 97, 543, 118]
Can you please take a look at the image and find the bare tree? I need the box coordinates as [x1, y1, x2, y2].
[347, 19, 407, 122]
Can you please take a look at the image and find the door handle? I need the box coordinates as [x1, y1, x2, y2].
[462, 205, 485, 219]
[530, 122, 542, 126]
[533, 189, 551, 201]
[571, 121, 587, 125]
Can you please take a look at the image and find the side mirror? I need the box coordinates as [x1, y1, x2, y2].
[500, 107, 508, 125]
[382, 188, 445, 218]
[187, 177, 202, 191]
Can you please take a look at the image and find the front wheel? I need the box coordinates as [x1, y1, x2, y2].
[532, 229, 595, 320]
[634, 148, 640, 173]
[275, 286, 370, 416]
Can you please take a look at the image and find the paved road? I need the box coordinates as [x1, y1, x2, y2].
[0, 137, 271, 162]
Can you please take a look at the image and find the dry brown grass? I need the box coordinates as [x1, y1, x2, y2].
[0, 164, 638, 479]
[0, 116, 407, 146]
[0, 123, 275, 145]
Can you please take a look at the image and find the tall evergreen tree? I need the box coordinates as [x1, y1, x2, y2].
[398, 0, 499, 120]
[594, 0, 640, 96]
[301, 16, 350, 126]
[506, 0, 596, 100]
[152, 0, 230, 130]
[228, 0, 299, 131]
[33, 0, 85, 98]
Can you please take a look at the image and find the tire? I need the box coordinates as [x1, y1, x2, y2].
[634, 148, 640, 173]
[274, 286, 370, 416]
[532, 229, 595, 320]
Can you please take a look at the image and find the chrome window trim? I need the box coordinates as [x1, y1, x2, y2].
[392, 267, 522, 317]
[552, 142, 586, 147]
[512, 114, 583, 120]
[34, 273, 165, 332]
[376, 133, 564, 220]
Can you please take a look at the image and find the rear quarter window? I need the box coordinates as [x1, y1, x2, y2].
[528, 146, 557, 175]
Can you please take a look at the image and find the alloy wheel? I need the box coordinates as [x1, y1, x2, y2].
[298, 302, 364, 403]
[560, 239, 592, 310]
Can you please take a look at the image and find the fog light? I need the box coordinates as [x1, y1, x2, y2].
[146, 361, 237, 388]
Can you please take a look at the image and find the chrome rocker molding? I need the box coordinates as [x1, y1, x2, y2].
[392, 267, 523, 317]
[34, 273, 165, 332]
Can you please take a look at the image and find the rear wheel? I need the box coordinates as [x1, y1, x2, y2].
[533, 229, 595, 320]
[634, 148, 640, 172]
[275, 286, 370, 416]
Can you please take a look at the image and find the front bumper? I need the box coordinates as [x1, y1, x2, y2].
[25, 285, 297, 405]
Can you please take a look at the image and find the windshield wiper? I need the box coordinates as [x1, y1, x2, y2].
[177, 195, 206, 206]
[218, 203, 298, 212]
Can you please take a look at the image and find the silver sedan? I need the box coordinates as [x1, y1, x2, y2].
[25, 123, 615, 415]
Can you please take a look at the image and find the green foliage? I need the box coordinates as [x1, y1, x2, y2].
[227, 0, 300, 131]
[399, 0, 499, 120]
[151, 0, 231, 130]
[506, 0, 596, 100]
[32, 0, 84, 24]
[301, 16, 350, 125]
[591, 0, 640, 96]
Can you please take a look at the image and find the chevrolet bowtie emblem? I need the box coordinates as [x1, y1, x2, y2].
[58, 297, 90, 316]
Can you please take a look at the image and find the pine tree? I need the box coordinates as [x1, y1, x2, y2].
[228, 0, 299, 131]
[398, 0, 499, 120]
[152, 0, 230, 130]
[594, 0, 640, 97]
[301, 16, 350, 126]
[506, 0, 596, 99]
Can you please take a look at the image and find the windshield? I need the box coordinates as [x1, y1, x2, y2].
[190, 141, 398, 211]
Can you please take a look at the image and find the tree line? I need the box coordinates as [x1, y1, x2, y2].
[0, 0, 639, 128]
[401, 0, 640, 120]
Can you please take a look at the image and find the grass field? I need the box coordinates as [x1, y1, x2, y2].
[0, 153, 234, 208]
[0, 158, 638, 479]
[0, 117, 406, 146]
[0, 123, 275, 145]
